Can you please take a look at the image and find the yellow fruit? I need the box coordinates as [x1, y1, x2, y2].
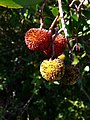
[62, 65, 80, 85]
[40, 55, 65, 81]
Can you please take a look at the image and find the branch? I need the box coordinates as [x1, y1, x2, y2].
[58, 0, 73, 59]
[20, 94, 34, 115]
[77, 0, 85, 11]
[58, 0, 68, 38]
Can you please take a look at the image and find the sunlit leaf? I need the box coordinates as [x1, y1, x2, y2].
[81, 52, 86, 58]
[0, 0, 42, 9]
[84, 66, 89, 72]
[87, 20, 90, 24]
[72, 54, 79, 65]
[51, 7, 58, 16]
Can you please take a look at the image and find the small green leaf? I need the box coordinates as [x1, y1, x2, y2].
[51, 7, 58, 16]
[81, 52, 86, 58]
[72, 14, 78, 22]
[72, 54, 79, 65]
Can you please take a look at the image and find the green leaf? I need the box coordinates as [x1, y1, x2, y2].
[72, 14, 78, 22]
[0, 85, 3, 90]
[81, 52, 86, 58]
[51, 7, 58, 16]
[0, 0, 42, 9]
[72, 54, 79, 65]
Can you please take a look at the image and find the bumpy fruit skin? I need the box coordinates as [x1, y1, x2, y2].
[62, 65, 80, 85]
[40, 56, 65, 81]
[25, 28, 51, 51]
[44, 34, 67, 58]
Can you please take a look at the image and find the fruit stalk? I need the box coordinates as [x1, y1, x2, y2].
[40, 0, 47, 29]
[49, 14, 60, 59]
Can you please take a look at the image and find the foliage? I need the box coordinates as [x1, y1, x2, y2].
[0, 0, 90, 120]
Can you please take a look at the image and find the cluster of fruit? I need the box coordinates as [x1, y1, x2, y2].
[25, 28, 80, 85]
[25, 28, 66, 57]
[40, 54, 80, 85]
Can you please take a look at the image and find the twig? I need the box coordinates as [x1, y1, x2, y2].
[81, 87, 90, 101]
[40, 0, 47, 29]
[50, 29, 63, 59]
[27, 113, 30, 120]
[20, 94, 34, 115]
[48, 14, 60, 59]
[49, 14, 59, 32]
[71, 34, 80, 51]
[69, 0, 78, 7]
[53, 28, 63, 41]
[77, 0, 85, 11]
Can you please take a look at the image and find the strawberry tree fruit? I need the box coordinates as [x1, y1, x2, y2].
[40, 54, 65, 82]
[44, 34, 67, 58]
[25, 28, 51, 51]
[61, 65, 80, 85]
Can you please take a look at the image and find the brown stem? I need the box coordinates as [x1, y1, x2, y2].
[48, 14, 59, 59]
[49, 14, 59, 31]
[40, 0, 47, 29]
[76, 36, 80, 51]
[50, 29, 63, 59]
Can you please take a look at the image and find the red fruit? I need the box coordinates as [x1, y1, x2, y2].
[44, 34, 67, 58]
[25, 28, 51, 51]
